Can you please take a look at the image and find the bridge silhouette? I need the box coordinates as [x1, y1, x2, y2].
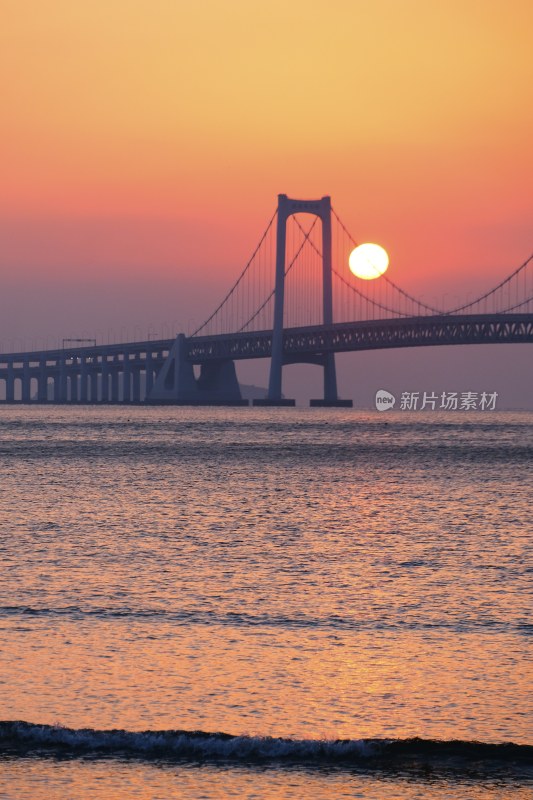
[1, 194, 532, 406]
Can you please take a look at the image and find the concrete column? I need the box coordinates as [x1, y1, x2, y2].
[101, 358, 109, 402]
[79, 357, 88, 403]
[132, 367, 141, 403]
[145, 351, 153, 399]
[38, 357, 48, 402]
[51, 374, 58, 402]
[70, 371, 78, 402]
[122, 353, 131, 402]
[22, 361, 31, 403]
[58, 359, 68, 402]
[90, 368, 98, 402]
[6, 363, 15, 403]
[111, 358, 120, 402]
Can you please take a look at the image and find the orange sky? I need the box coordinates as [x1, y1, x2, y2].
[1, 0, 532, 347]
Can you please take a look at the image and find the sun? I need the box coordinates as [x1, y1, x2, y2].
[349, 243, 389, 280]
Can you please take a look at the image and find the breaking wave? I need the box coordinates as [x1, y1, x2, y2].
[0, 722, 531, 776]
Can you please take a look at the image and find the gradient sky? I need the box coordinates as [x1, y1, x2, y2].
[1, 0, 532, 400]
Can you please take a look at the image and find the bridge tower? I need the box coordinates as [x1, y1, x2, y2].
[260, 194, 348, 406]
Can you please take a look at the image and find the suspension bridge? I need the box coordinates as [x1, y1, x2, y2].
[0, 194, 532, 406]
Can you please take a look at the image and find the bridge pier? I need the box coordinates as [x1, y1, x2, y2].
[22, 362, 31, 403]
[101, 360, 110, 402]
[122, 354, 131, 402]
[132, 367, 141, 403]
[79, 357, 87, 402]
[145, 352, 154, 396]
[310, 398, 353, 407]
[111, 361, 120, 402]
[58, 360, 68, 402]
[37, 358, 47, 402]
[253, 398, 295, 406]
[308, 352, 352, 406]
[50, 374, 58, 403]
[71, 371, 78, 402]
[89, 369, 97, 402]
[148, 334, 247, 405]
[6, 364, 15, 403]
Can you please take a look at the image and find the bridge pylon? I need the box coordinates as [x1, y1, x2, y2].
[255, 194, 351, 407]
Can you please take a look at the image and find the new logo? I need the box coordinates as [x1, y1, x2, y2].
[375, 389, 396, 411]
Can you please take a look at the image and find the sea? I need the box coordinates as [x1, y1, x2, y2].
[0, 406, 531, 799]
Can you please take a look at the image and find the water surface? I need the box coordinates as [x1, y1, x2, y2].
[0, 407, 531, 798]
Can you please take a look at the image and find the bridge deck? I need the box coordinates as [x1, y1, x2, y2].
[187, 313, 533, 362]
[1, 315, 533, 367]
